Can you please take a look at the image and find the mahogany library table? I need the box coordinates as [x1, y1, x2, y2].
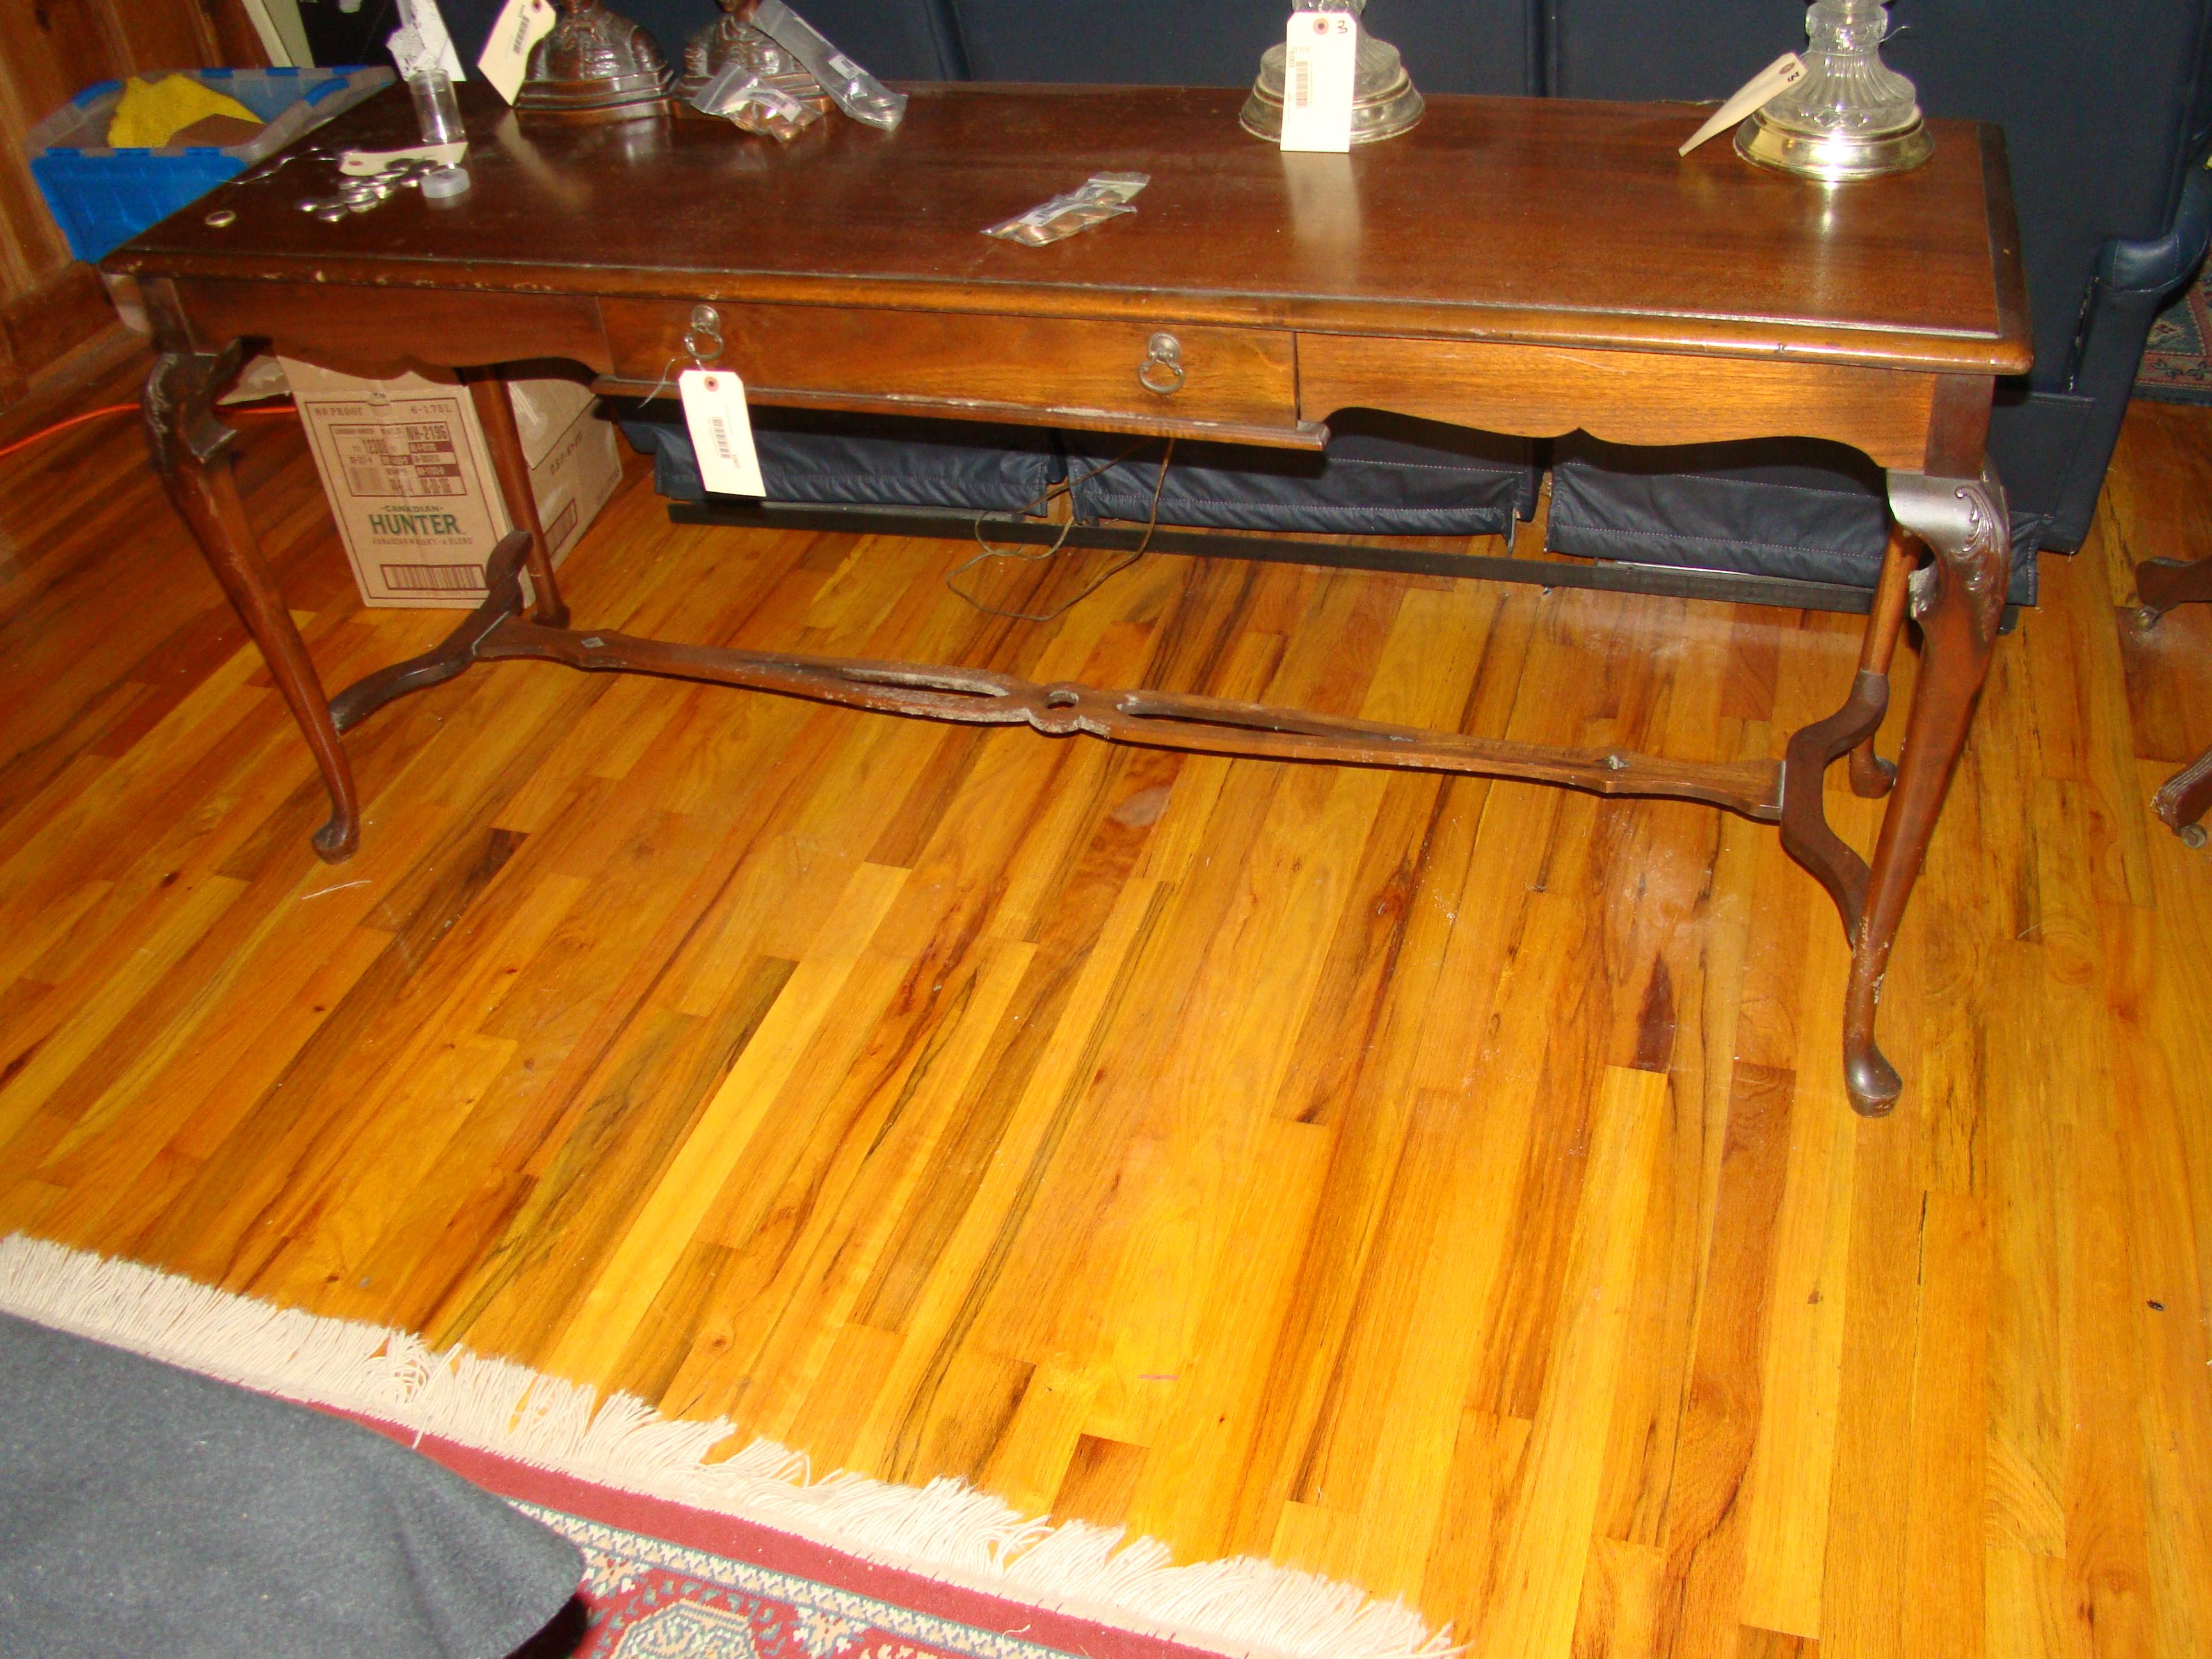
[106, 83, 2032, 1118]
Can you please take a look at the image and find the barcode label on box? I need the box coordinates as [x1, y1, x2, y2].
[679, 368, 765, 497]
[1279, 10, 1356, 153]
[381, 563, 488, 593]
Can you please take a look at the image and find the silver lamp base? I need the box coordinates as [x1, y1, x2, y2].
[1735, 104, 1933, 181]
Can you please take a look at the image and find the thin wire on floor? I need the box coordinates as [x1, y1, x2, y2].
[946, 437, 1177, 623]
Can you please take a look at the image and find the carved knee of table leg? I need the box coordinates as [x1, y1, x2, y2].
[1839, 467, 2009, 1116]
[147, 347, 363, 862]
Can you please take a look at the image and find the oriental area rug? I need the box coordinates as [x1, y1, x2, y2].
[2135, 260, 2212, 405]
[0, 1235, 1448, 1659]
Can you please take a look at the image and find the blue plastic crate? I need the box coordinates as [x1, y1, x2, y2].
[29, 65, 393, 263]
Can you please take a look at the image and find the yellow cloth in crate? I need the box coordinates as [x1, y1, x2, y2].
[105, 75, 261, 150]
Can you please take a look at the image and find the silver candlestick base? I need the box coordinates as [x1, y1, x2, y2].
[1737, 0, 1932, 181]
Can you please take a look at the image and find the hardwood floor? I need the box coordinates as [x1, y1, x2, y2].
[3, 362, 2209, 1658]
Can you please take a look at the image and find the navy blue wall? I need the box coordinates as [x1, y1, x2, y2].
[441, 1, 1522, 90]
[942, 0, 1531, 95]
[440, 0, 963, 77]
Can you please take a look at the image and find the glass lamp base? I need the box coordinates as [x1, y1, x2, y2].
[1735, 105, 1933, 181]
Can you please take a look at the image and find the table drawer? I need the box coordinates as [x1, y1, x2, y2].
[600, 300, 1303, 440]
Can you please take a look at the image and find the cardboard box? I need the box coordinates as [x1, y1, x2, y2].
[279, 359, 623, 608]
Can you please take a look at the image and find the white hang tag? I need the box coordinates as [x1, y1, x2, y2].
[1278, 10, 1358, 154]
[679, 369, 764, 497]
[341, 141, 467, 175]
[1679, 52, 1807, 156]
[477, 0, 556, 103]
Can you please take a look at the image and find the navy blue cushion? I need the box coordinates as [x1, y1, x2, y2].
[1548, 437, 2041, 607]
[621, 405, 1064, 513]
[1065, 412, 1537, 538]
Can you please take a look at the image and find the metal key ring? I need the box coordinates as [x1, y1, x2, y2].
[682, 303, 725, 363]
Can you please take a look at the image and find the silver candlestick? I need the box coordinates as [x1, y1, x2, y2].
[1738, 0, 1932, 180]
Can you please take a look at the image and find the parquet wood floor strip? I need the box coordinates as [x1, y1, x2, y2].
[3, 359, 2210, 1657]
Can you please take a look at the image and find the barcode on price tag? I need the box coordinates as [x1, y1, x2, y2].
[679, 369, 765, 497]
[1279, 10, 1356, 152]
[478, 0, 556, 103]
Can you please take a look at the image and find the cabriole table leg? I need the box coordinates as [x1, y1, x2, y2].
[465, 370, 570, 629]
[1839, 467, 2010, 1115]
[145, 344, 362, 862]
[1847, 521, 1918, 799]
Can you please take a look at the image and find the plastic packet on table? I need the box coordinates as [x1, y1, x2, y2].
[751, 0, 908, 132]
[692, 64, 822, 141]
[984, 172, 1151, 247]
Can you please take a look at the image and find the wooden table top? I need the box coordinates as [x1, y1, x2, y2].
[111, 82, 2031, 376]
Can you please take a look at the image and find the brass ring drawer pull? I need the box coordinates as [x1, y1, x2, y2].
[684, 304, 725, 363]
[1138, 332, 1185, 395]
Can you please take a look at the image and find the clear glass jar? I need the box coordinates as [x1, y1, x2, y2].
[408, 68, 464, 147]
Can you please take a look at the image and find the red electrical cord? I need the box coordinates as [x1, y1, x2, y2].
[0, 399, 296, 464]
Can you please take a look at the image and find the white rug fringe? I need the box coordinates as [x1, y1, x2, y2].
[0, 1234, 1455, 1659]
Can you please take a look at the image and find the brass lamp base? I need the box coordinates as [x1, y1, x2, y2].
[1736, 105, 1932, 181]
[1240, 33, 1424, 146]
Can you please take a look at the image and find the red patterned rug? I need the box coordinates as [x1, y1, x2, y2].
[2136, 258, 2212, 405]
[375, 1426, 1222, 1659]
[0, 1235, 1448, 1659]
